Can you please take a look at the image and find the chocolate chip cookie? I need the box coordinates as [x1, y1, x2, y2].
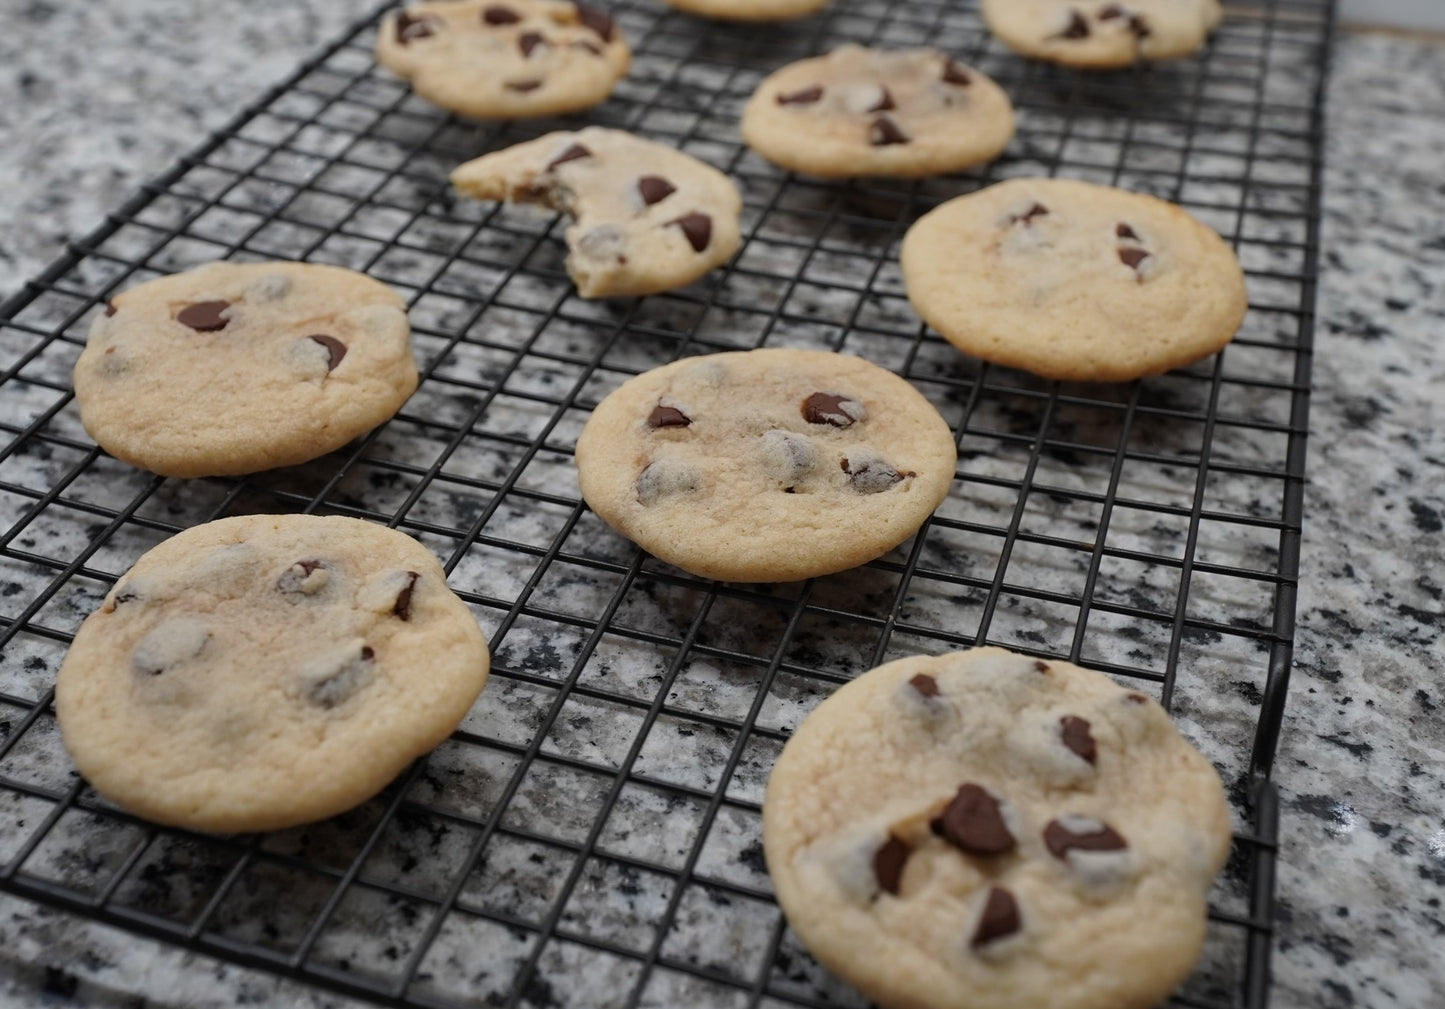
[983, 0, 1222, 68]
[900, 177, 1247, 382]
[73, 261, 417, 478]
[451, 127, 742, 298]
[764, 646, 1232, 1009]
[375, 0, 629, 118]
[573, 348, 957, 582]
[741, 45, 1014, 178]
[55, 515, 491, 834]
[660, 0, 827, 20]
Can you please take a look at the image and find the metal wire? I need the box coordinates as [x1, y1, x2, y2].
[0, 0, 1333, 1005]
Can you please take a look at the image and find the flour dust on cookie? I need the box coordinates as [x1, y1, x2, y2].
[763, 646, 1232, 1009]
[983, 0, 1223, 68]
[573, 348, 957, 582]
[742, 45, 1015, 178]
[901, 177, 1247, 381]
[375, 0, 629, 118]
[54, 515, 491, 834]
[661, 0, 828, 22]
[74, 261, 417, 478]
[451, 127, 742, 297]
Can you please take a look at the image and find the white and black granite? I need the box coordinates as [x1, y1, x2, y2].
[0, 3, 1442, 1008]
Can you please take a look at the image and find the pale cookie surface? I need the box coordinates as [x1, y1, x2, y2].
[983, 0, 1222, 68]
[741, 45, 1014, 178]
[764, 647, 1232, 1009]
[74, 261, 417, 478]
[901, 177, 1247, 382]
[451, 127, 742, 298]
[55, 515, 491, 834]
[573, 348, 957, 582]
[660, 0, 826, 20]
[375, 0, 628, 118]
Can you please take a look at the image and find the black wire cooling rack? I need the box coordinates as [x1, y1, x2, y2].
[0, 0, 1333, 1006]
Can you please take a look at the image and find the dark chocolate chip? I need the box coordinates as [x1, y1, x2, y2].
[930, 783, 1016, 856]
[873, 835, 911, 895]
[546, 143, 592, 171]
[308, 334, 347, 372]
[176, 300, 230, 332]
[507, 80, 544, 92]
[1060, 715, 1097, 764]
[942, 60, 972, 85]
[308, 645, 375, 709]
[1130, 14, 1151, 38]
[104, 301, 117, 317]
[777, 85, 824, 105]
[574, 3, 615, 40]
[362, 645, 375, 660]
[909, 673, 940, 697]
[1033, 660, 1050, 673]
[801, 392, 863, 428]
[1125, 692, 1149, 704]
[393, 571, 421, 620]
[647, 405, 691, 428]
[1118, 246, 1150, 270]
[1098, 3, 1125, 18]
[483, 4, 522, 24]
[1014, 203, 1049, 225]
[869, 115, 909, 147]
[1117, 222, 1140, 240]
[868, 87, 896, 113]
[637, 175, 677, 206]
[277, 559, 326, 593]
[1043, 818, 1128, 859]
[518, 30, 548, 56]
[573, 38, 603, 54]
[669, 213, 712, 253]
[971, 886, 1022, 947]
[1060, 9, 1090, 38]
[841, 457, 908, 493]
[395, 10, 437, 43]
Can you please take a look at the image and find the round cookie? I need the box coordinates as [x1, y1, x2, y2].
[451, 127, 742, 298]
[982, 0, 1222, 68]
[375, 0, 629, 118]
[55, 515, 491, 834]
[573, 348, 957, 582]
[74, 261, 417, 478]
[763, 647, 1232, 1009]
[661, 0, 827, 21]
[900, 177, 1247, 382]
[741, 45, 1015, 179]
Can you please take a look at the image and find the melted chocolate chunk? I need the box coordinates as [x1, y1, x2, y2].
[362, 645, 375, 660]
[1130, 14, 1151, 38]
[637, 175, 677, 206]
[841, 457, 909, 493]
[308, 334, 347, 372]
[869, 115, 909, 147]
[1116, 222, 1140, 240]
[670, 213, 712, 252]
[547, 143, 592, 171]
[1043, 818, 1128, 859]
[307, 645, 375, 709]
[508, 80, 544, 92]
[1014, 203, 1049, 225]
[931, 783, 1016, 856]
[574, 3, 615, 40]
[573, 38, 602, 55]
[393, 571, 421, 620]
[1060, 9, 1090, 38]
[942, 60, 972, 85]
[1125, 692, 1149, 704]
[483, 4, 522, 24]
[801, 392, 864, 428]
[104, 300, 117, 317]
[1060, 715, 1097, 764]
[873, 835, 911, 895]
[1118, 246, 1150, 270]
[277, 559, 326, 594]
[777, 85, 824, 105]
[1033, 660, 1050, 673]
[971, 886, 1022, 947]
[647, 404, 691, 428]
[176, 300, 230, 332]
[909, 673, 940, 697]
[395, 11, 437, 43]
[518, 31, 547, 56]
[868, 87, 896, 113]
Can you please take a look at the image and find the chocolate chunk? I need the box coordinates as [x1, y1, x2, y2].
[930, 783, 1016, 856]
[1060, 715, 1097, 764]
[971, 887, 1021, 947]
[873, 835, 911, 895]
[801, 392, 866, 428]
[909, 673, 939, 697]
[1098, 3, 1125, 18]
[508, 80, 544, 92]
[362, 645, 375, 661]
[636, 460, 700, 505]
[1044, 817, 1128, 859]
[308, 334, 347, 372]
[1118, 247, 1150, 270]
[518, 31, 547, 56]
[869, 115, 909, 147]
[669, 213, 712, 253]
[760, 430, 816, 486]
[1130, 14, 1151, 38]
[841, 457, 908, 494]
[131, 620, 209, 677]
[393, 571, 421, 620]
[307, 645, 375, 709]
[104, 300, 117, 317]
[1060, 9, 1090, 38]
[395, 11, 437, 43]
[942, 60, 972, 86]
[777, 85, 824, 105]
[647, 405, 691, 428]
[1116, 222, 1139, 240]
[1014, 203, 1049, 225]
[868, 87, 896, 113]
[277, 559, 327, 594]
[574, 3, 615, 40]
[482, 4, 522, 24]
[637, 175, 677, 206]
[1033, 660, 1050, 673]
[176, 300, 230, 332]
[573, 38, 602, 55]
[547, 143, 592, 171]
[1124, 692, 1149, 704]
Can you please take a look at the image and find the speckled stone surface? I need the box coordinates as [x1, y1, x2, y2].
[0, 2, 1442, 1008]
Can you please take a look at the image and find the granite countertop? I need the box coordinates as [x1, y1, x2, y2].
[1, 2, 1443, 1007]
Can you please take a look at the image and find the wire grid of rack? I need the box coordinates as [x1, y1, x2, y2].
[0, 0, 1332, 1006]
